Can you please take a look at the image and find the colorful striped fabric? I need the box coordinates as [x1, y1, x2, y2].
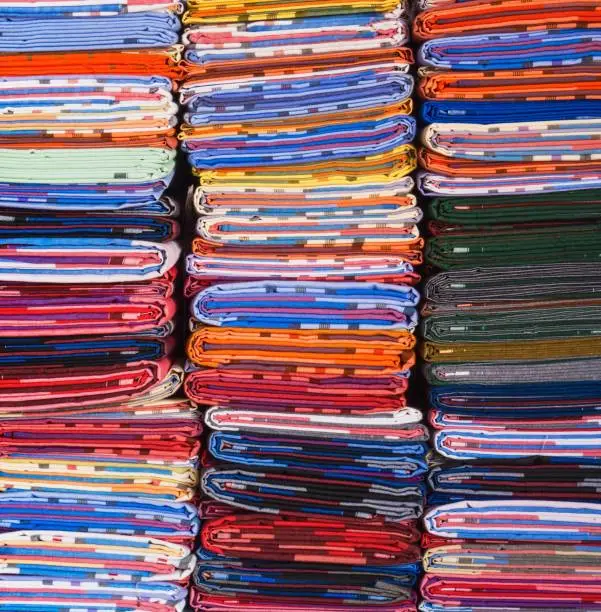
[191, 281, 419, 329]
[0, 0, 194, 608]
[201, 514, 420, 563]
[416, 0, 601, 609]
[201, 467, 424, 521]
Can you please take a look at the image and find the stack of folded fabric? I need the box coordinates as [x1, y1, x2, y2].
[179, 0, 424, 608]
[0, 1, 198, 609]
[414, 1, 601, 609]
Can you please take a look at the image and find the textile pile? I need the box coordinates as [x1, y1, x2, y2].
[179, 0, 425, 608]
[0, 1, 198, 610]
[415, 0, 601, 609]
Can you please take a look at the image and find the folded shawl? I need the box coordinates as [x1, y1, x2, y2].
[191, 281, 419, 330]
[201, 514, 420, 564]
[204, 406, 428, 440]
[201, 467, 425, 520]
[208, 431, 428, 480]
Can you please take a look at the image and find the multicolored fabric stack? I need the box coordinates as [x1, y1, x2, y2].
[415, 0, 601, 609]
[0, 1, 198, 610]
[180, 0, 424, 608]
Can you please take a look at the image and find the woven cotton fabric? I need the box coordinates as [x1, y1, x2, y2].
[415, 0, 601, 609]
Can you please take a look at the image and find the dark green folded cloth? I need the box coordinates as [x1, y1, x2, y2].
[422, 305, 601, 343]
[425, 225, 601, 270]
[428, 190, 601, 224]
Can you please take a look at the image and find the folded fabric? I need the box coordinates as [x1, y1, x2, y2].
[429, 381, 601, 420]
[428, 463, 601, 504]
[0, 75, 178, 148]
[424, 500, 601, 541]
[201, 467, 424, 520]
[191, 594, 416, 611]
[426, 190, 601, 225]
[194, 215, 421, 254]
[423, 541, 601, 577]
[419, 29, 601, 70]
[193, 188, 418, 218]
[418, 169, 601, 196]
[0, 48, 183, 79]
[431, 406, 601, 430]
[0, 213, 178, 241]
[0, 493, 198, 541]
[0, 12, 180, 52]
[0, 414, 200, 460]
[425, 225, 601, 269]
[420, 575, 601, 608]
[414, 0, 601, 39]
[423, 120, 601, 162]
[0, 186, 177, 215]
[421, 100, 601, 124]
[0, 394, 191, 423]
[0, 269, 177, 337]
[0, 456, 197, 502]
[181, 71, 413, 123]
[191, 281, 419, 329]
[0, 0, 181, 16]
[187, 327, 415, 372]
[185, 366, 410, 413]
[422, 305, 601, 342]
[0, 357, 178, 412]
[419, 67, 601, 101]
[0, 147, 174, 184]
[192, 144, 417, 188]
[425, 358, 601, 385]
[434, 428, 601, 459]
[0, 578, 187, 612]
[423, 263, 601, 308]
[186, 253, 421, 285]
[208, 431, 428, 481]
[0, 530, 195, 581]
[192, 552, 418, 605]
[201, 514, 420, 564]
[183, 0, 407, 24]
[204, 406, 429, 440]
[0, 237, 180, 282]
[183, 116, 416, 168]
[183, 15, 409, 66]
[422, 337, 601, 363]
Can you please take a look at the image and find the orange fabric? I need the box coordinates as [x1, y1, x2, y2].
[187, 327, 416, 373]
[414, 0, 601, 40]
[418, 67, 601, 101]
[0, 49, 184, 79]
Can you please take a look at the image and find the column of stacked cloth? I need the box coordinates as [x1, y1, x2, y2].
[179, 0, 426, 609]
[0, 1, 200, 611]
[414, 0, 601, 610]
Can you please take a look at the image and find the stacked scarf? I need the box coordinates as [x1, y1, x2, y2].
[415, 0, 601, 609]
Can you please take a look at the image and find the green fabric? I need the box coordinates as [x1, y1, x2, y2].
[428, 190, 601, 224]
[425, 224, 601, 270]
[0, 148, 175, 183]
[421, 306, 601, 343]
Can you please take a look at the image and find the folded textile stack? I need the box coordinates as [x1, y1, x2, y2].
[179, 0, 423, 608]
[422, 500, 601, 611]
[0, 1, 198, 609]
[415, 1, 601, 609]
